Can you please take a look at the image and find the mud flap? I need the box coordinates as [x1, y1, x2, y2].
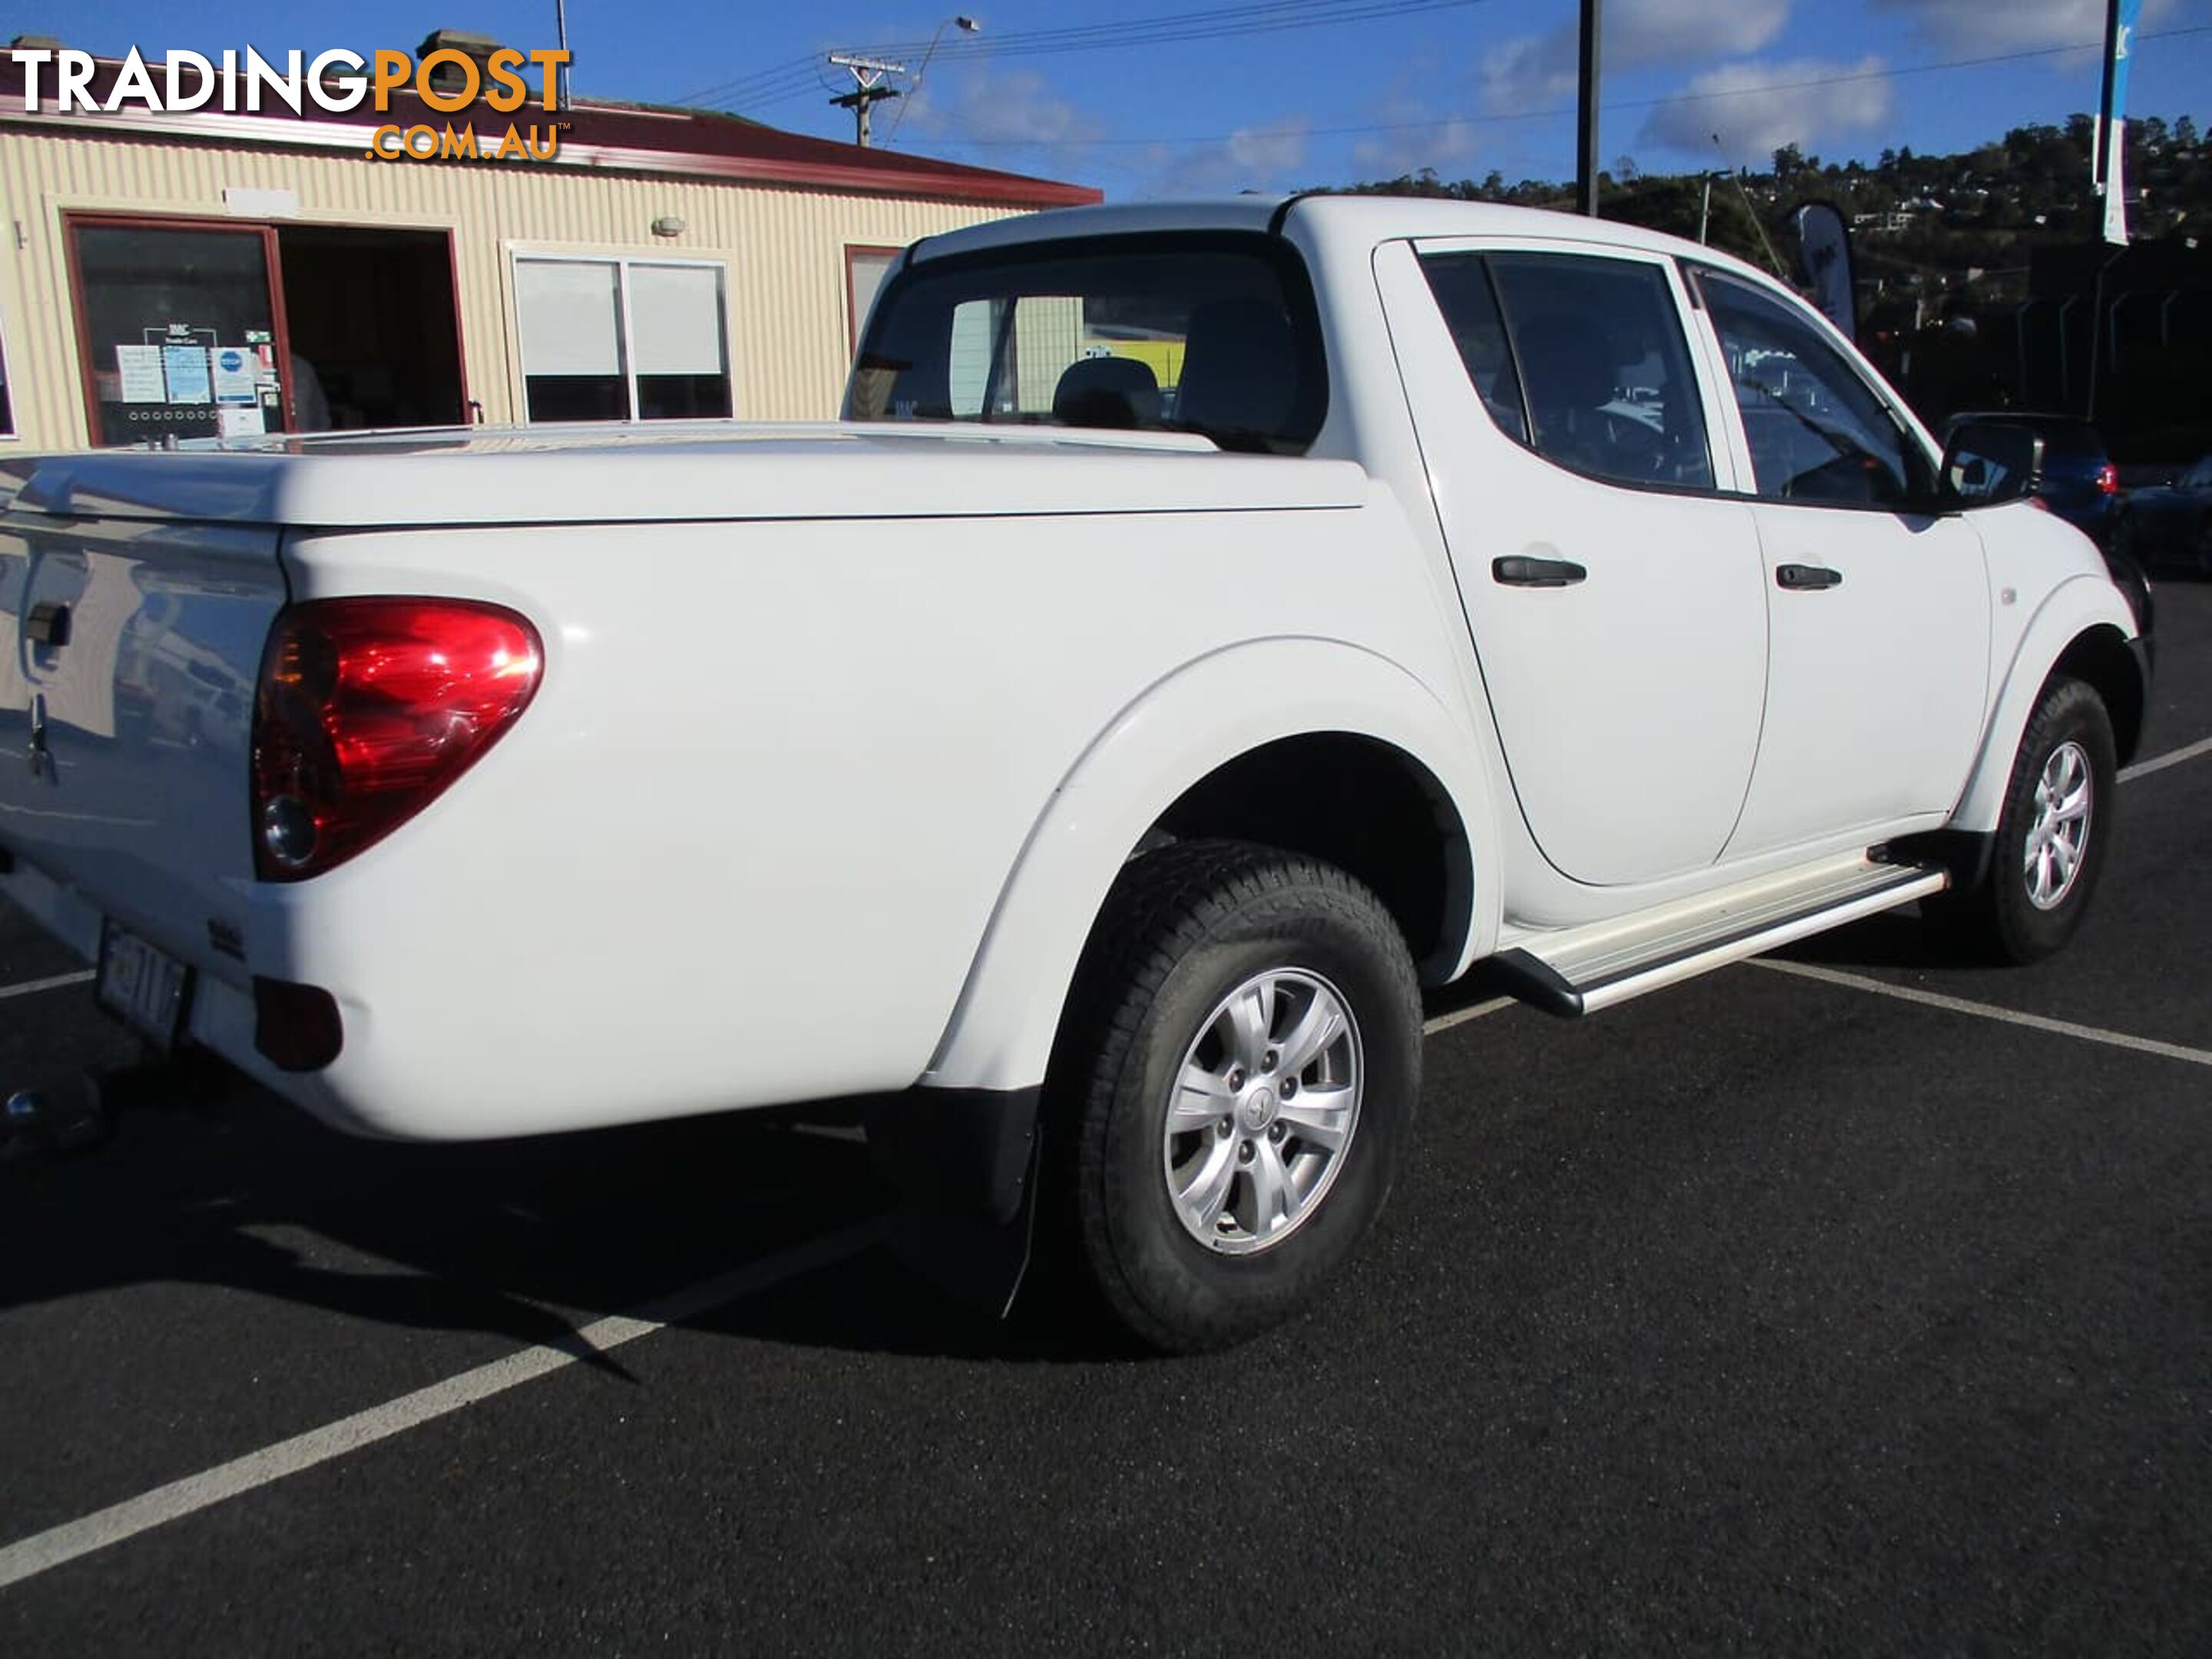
[864, 1086, 1041, 1319]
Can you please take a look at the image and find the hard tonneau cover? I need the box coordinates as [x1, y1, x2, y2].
[0, 422, 1365, 530]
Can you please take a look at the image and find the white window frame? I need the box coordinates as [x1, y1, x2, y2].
[509, 250, 733, 424]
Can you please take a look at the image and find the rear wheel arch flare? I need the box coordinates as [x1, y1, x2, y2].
[1144, 731, 1474, 981]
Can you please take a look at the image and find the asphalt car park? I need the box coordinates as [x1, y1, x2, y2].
[4, 585, 2210, 1655]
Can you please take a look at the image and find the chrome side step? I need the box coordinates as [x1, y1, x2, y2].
[1493, 854, 1949, 1018]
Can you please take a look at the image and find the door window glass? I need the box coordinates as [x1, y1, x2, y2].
[1477, 253, 1714, 491]
[1694, 268, 1927, 505]
[71, 222, 288, 447]
[1416, 256, 1527, 443]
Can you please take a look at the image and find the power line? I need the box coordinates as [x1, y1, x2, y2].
[912, 24, 2212, 151]
[678, 0, 1487, 108]
[674, 0, 1496, 112]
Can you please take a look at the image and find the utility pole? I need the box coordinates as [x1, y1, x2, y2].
[1698, 173, 1712, 243]
[553, 0, 570, 108]
[829, 55, 905, 147]
[1576, 0, 1602, 215]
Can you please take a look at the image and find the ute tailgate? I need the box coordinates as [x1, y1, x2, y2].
[0, 495, 287, 981]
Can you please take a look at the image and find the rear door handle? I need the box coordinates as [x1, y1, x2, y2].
[1492, 555, 1588, 588]
[1775, 563, 1843, 591]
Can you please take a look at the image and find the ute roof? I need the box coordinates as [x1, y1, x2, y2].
[910, 194, 1781, 290]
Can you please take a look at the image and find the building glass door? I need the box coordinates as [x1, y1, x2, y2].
[68, 220, 292, 447]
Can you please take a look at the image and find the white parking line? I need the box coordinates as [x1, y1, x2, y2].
[0, 1220, 882, 1591]
[1753, 959, 2212, 1068]
[2120, 733, 2212, 784]
[1423, 996, 1514, 1035]
[0, 969, 93, 1002]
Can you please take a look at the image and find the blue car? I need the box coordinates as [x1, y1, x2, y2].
[2114, 454, 2212, 578]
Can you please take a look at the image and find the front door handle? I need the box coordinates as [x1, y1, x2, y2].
[1492, 555, 1588, 588]
[1775, 562, 1843, 591]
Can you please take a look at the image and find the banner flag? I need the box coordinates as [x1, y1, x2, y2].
[2098, 0, 2144, 245]
[1792, 203, 1857, 343]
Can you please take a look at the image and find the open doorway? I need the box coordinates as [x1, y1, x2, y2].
[276, 226, 467, 430]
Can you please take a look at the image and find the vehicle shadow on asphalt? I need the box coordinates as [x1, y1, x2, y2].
[1767, 908, 1969, 971]
[0, 1081, 1110, 1367]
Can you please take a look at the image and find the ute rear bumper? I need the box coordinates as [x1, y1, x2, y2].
[0, 849, 270, 1097]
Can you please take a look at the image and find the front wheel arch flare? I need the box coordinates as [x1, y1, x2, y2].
[1950, 578, 2142, 834]
[2051, 625, 2144, 767]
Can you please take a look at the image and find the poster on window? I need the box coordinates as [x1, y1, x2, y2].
[162, 345, 213, 405]
[210, 347, 259, 406]
[116, 345, 167, 403]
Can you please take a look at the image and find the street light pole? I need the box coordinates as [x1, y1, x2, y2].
[1577, 0, 1602, 215]
[885, 15, 981, 146]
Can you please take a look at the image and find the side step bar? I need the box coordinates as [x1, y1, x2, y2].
[1492, 856, 1949, 1018]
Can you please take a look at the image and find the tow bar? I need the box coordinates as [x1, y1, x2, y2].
[2, 1052, 233, 1161]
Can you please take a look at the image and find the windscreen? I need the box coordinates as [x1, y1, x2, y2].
[846, 233, 1328, 455]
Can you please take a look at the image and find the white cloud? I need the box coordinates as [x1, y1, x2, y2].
[1482, 0, 1794, 112]
[1638, 55, 1894, 158]
[899, 67, 1100, 151]
[1349, 88, 1484, 178]
[1137, 118, 1312, 197]
[1869, 0, 2177, 54]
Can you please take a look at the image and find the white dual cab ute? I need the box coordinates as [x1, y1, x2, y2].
[0, 197, 2148, 1350]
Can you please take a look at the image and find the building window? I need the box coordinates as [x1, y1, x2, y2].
[846, 246, 899, 353]
[515, 255, 731, 423]
[0, 311, 14, 438]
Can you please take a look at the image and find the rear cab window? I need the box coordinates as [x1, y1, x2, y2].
[846, 233, 1328, 455]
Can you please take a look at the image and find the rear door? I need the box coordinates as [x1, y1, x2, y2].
[1379, 238, 1768, 887]
[1687, 266, 1990, 854]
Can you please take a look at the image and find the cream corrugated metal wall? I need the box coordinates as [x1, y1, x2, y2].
[0, 124, 1034, 452]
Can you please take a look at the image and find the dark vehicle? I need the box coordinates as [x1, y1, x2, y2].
[2114, 454, 2212, 577]
[1939, 412, 2119, 543]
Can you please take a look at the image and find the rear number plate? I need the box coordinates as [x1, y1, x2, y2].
[97, 924, 192, 1051]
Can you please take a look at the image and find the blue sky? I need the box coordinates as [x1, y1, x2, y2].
[55, 0, 2212, 197]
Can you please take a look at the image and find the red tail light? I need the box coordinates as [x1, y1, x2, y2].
[251, 598, 543, 881]
[2095, 463, 2119, 496]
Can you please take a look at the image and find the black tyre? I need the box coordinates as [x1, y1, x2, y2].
[1047, 840, 1421, 1353]
[1926, 675, 2117, 965]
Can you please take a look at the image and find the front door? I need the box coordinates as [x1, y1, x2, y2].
[1379, 240, 1769, 887]
[1687, 267, 1991, 855]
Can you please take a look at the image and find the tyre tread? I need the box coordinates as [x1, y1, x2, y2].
[1048, 838, 1419, 1352]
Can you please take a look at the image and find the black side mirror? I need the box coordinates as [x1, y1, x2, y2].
[1940, 421, 2046, 506]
